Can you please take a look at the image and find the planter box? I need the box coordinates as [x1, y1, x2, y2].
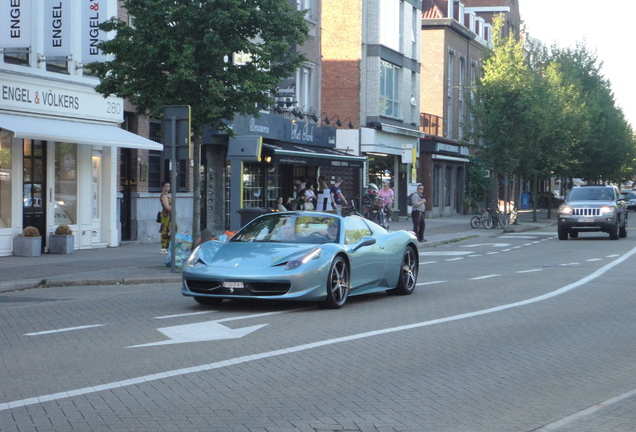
[49, 235, 75, 254]
[14, 236, 42, 257]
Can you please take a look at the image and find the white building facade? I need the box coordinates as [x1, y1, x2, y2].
[0, 0, 161, 256]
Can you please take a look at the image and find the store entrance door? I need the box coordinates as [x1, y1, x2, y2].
[22, 140, 46, 251]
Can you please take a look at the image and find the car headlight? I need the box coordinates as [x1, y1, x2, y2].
[599, 206, 614, 215]
[285, 248, 322, 270]
[560, 206, 572, 215]
[186, 245, 202, 267]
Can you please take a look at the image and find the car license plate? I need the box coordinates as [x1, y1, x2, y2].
[222, 281, 244, 288]
[578, 218, 594, 223]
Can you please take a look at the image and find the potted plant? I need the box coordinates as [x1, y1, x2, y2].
[14, 226, 42, 257]
[49, 224, 75, 254]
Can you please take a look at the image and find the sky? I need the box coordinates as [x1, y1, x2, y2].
[519, 0, 636, 129]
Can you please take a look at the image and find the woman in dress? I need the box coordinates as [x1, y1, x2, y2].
[159, 182, 173, 254]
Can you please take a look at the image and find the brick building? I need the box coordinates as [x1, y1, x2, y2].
[418, 0, 521, 216]
[322, 0, 425, 218]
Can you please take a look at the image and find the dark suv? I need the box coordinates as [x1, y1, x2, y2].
[557, 186, 628, 240]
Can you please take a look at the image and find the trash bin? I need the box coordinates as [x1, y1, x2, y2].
[521, 193, 530, 209]
[236, 207, 270, 227]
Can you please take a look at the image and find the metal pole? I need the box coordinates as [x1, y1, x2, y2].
[170, 116, 178, 273]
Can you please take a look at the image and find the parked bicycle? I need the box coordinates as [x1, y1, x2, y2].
[469, 202, 511, 229]
[347, 196, 365, 217]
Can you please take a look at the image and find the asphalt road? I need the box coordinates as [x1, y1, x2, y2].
[1, 228, 636, 431]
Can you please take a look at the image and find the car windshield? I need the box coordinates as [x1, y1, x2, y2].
[620, 191, 636, 200]
[568, 188, 615, 201]
[230, 213, 341, 244]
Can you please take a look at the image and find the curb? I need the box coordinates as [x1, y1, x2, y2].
[0, 276, 182, 293]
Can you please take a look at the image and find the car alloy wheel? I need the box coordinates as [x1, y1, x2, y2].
[325, 256, 349, 309]
[389, 246, 417, 295]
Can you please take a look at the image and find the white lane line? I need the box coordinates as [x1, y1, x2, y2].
[417, 280, 447, 286]
[156, 311, 212, 319]
[470, 274, 501, 280]
[535, 387, 636, 431]
[420, 261, 438, 265]
[445, 258, 464, 262]
[586, 258, 602, 262]
[517, 269, 542, 273]
[4, 245, 636, 412]
[24, 325, 105, 336]
[420, 251, 472, 256]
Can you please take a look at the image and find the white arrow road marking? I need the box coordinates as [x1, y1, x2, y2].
[4, 246, 636, 412]
[128, 321, 269, 347]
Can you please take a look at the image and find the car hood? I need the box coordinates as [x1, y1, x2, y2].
[195, 241, 319, 269]
[563, 200, 616, 207]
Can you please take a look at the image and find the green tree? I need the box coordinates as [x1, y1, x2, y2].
[471, 15, 535, 206]
[89, 0, 309, 242]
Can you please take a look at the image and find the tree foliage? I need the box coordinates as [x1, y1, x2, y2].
[470, 15, 636, 193]
[89, 0, 309, 135]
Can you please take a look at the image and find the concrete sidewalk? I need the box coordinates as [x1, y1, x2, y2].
[0, 209, 557, 293]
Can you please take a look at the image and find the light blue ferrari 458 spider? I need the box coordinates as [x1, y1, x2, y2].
[182, 211, 419, 309]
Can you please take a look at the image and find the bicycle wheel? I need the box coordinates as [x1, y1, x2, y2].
[481, 211, 494, 229]
[470, 216, 481, 229]
[498, 212, 508, 228]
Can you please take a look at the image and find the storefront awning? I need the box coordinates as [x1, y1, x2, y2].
[263, 142, 366, 168]
[0, 113, 163, 150]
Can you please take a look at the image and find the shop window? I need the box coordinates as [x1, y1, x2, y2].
[433, 164, 442, 207]
[55, 143, 78, 224]
[0, 130, 12, 228]
[445, 166, 453, 207]
[242, 162, 263, 208]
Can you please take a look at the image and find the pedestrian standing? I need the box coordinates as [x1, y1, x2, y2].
[159, 181, 174, 254]
[410, 184, 426, 242]
[330, 178, 348, 215]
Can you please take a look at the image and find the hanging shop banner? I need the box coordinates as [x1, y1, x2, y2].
[44, 0, 71, 58]
[0, 0, 32, 48]
[82, 0, 108, 63]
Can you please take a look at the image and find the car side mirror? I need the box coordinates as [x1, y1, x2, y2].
[352, 236, 377, 252]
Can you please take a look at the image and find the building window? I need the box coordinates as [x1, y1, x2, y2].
[148, 119, 163, 191]
[297, 66, 314, 113]
[380, 60, 400, 118]
[3, 49, 29, 66]
[380, 0, 401, 52]
[296, 0, 316, 21]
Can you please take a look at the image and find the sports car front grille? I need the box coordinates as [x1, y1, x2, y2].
[185, 278, 291, 296]
[571, 208, 600, 216]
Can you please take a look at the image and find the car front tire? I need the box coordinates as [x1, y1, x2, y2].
[325, 256, 350, 309]
[609, 221, 620, 240]
[558, 227, 568, 240]
[388, 246, 418, 296]
[620, 215, 628, 238]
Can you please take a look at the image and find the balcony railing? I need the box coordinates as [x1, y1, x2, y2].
[419, 113, 443, 137]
